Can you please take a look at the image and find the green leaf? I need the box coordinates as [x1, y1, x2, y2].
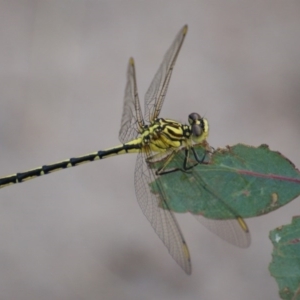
[269, 217, 300, 300]
[149, 143, 300, 219]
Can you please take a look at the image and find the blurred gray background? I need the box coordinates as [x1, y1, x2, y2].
[0, 1, 300, 299]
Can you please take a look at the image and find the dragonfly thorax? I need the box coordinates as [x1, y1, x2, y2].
[140, 116, 208, 153]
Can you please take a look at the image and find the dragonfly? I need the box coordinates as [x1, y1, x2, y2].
[0, 25, 250, 274]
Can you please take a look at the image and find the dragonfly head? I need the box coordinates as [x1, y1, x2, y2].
[188, 112, 209, 143]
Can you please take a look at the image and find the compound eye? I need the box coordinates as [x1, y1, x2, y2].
[192, 124, 202, 137]
[188, 112, 201, 124]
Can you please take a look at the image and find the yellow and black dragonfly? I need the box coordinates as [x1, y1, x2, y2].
[0, 25, 250, 274]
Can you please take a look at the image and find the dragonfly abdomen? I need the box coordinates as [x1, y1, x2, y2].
[0, 141, 142, 189]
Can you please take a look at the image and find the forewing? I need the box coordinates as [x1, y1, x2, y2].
[150, 148, 251, 248]
[144, 25, 188, 123]
[134, 149, 192, 274]
[193, 215, 251, 248]
[189, 155, 251, 248]
[119, 58, 144, 144]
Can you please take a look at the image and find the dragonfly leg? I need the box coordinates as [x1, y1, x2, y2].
[191, 147, 206, 163]
[191, 145, 214, 164]
[158, 145, 213, 176]
[157, 149, 196, 176]
[153, 149, 186, 175]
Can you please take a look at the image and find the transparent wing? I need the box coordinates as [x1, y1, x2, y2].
[144, 25, 188, 123]
[189, 152, 251, 248]
[193, 215, 250, 248]
[148, 147, 251, 248]
[119, 58, 144, 144]
[134, 148, 192, 274]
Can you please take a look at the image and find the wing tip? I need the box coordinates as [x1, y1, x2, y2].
[182, 24, 188, 35]
[182, 240, 192, 275]
[129, 57, 135, 66]
[237, 216, 251, 248]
